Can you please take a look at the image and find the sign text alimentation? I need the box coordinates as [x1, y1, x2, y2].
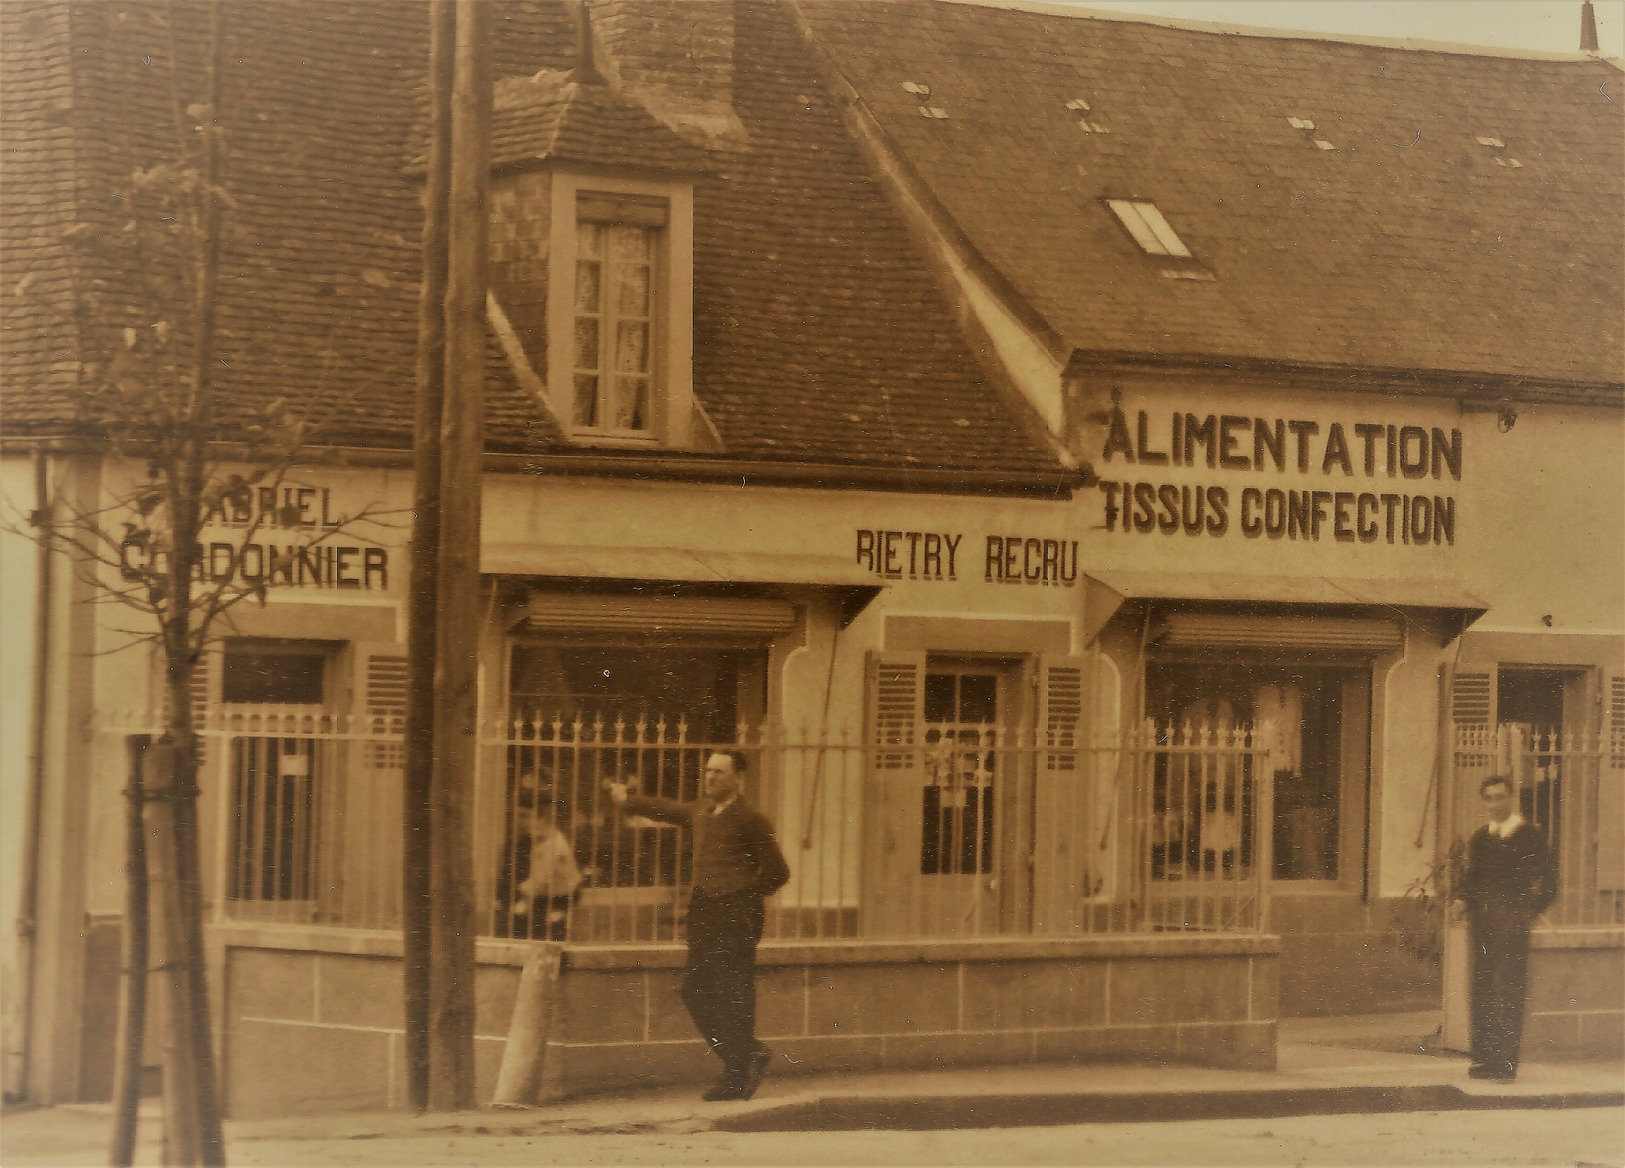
[1099, 410, 1464, 545]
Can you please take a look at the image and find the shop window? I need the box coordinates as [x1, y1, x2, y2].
[220, 640, 332, 904]
[503, 642, 767, 899]
[1146, 662, 1369, 883]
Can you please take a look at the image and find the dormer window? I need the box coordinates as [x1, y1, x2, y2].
[573, 197, 663, 432]
[544, 172, 696, 446]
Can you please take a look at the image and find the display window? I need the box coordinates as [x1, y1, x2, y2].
[496, 640, 769, 936]
[1145, 660, 1370, 884]
[218, 640, 334, 905]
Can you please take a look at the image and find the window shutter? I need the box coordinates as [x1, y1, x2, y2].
[338, 642, 408, 927]
[1599, 670, 1625, 898]
[1032, 655, 1089, 934]
[862, 651, 925, 937]
[1449, 669, 1497, 726]
[184, 643, 222, 765]
[353, 643, 408, 767]
[1445, 665, 1499, 842]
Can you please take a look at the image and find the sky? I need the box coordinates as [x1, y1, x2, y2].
[1053, 1, 1625, 55]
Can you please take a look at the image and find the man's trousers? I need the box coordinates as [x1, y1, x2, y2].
[1469, 906, 1533, 1076]
[680, 890, 766, 1075]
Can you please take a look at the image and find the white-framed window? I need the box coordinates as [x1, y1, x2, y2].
[573, 215, 657, 432]
[545, 172, 695, 447]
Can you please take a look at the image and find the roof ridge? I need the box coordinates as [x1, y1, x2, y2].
[934, 0, 1620, 62]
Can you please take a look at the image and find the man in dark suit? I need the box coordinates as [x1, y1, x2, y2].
[609, 750, 790, 1101]
[1450, 774, 1558, 1081]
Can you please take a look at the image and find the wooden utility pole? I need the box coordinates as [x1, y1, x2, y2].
[404, 0, 455, 1116]
[428, 0, 492, 1112]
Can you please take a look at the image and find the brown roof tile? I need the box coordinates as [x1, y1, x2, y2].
[800, 0, 1624, 390]
[2, 0, 1061, 479]
[490, 74, 714, 176]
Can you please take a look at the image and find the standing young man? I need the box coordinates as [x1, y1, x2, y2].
[1449, 774, 1558, 1081]
[609, 750, 790, 1101]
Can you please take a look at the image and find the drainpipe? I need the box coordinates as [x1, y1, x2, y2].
[13, 448, 54, 1101]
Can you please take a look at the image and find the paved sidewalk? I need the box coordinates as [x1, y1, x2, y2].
[4, 1013, 1620, 1165]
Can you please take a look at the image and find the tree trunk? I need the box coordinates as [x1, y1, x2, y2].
[426, 0, 492, 1112]
[111, 736, 152, 1168]
[143, 740, 226, 1166]
[404, 0, 455, 1116]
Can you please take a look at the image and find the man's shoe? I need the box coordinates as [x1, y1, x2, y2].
[1468, 1064, 1515, 1081]
[702, 1076, 746, 1102]
[737, 1046, 773, 1101]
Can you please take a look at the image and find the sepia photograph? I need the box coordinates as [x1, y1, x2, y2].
[1, 1, 1621, 1165]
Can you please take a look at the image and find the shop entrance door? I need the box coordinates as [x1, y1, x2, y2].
[864, 653, 1033, 937]
[917, 665, 1015, 934]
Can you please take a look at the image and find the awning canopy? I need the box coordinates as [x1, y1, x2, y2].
[483, 543, 886, 626]
[1083, 570, 1489, 645]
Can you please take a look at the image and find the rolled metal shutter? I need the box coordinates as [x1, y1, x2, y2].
[522, 593, 797, 637]
[1154, 613, 1403, 653]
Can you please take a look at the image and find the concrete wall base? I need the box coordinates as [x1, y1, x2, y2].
[1524, 929, 1625, 1061]
[216, 928, 1280, 1120]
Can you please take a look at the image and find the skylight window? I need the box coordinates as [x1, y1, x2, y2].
[1106, 200, 1192, 258]
[1476, 135, 1506, 148]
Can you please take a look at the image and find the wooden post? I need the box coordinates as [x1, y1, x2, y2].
[405, 0, 456, 1116]
[427, 0, 492, 1112]
[110, 735, 152, 1167]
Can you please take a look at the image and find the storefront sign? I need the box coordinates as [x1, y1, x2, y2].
[1097, 407, 1463, 546]
[855, 529, 1079, 586]
[119, 483, 396, 591]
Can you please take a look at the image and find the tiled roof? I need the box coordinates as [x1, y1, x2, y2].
[2, 0, 1062, 481]
[799, 0, 1625, 390]
[491, 75, 714, 176]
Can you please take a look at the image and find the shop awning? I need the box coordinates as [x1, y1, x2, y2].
[1082, 571, 1489, 644]
[483, 543, 886, 626]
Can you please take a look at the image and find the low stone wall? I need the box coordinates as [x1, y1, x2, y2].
[1525, 928, 1624, 1059]
[1271, 894, 1439, 1017]
[216, 927, 1279, 1120]
[544, 935, 1280, 1100]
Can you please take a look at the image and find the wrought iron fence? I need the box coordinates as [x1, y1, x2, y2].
[1453, 723, 1625, 928]
[98, 708, 1277, 942]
